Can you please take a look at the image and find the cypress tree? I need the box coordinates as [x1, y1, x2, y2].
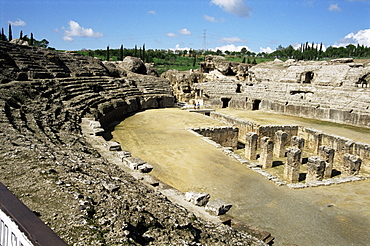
[119, 44, 123, 61]
[19, 30, 23, 40]
[106, 45, 110, 61]
[30, 33, 34, 46]
[252, 58, 257, 65]
[242, 57, 246, 63]
[134, 45, 137, 57]
[193, 54, 197, 67]
[8, 24, 12, 41]
[0, 28, 6, 41]
[247, 57, 251, 64]
[142, 44, 146, 62]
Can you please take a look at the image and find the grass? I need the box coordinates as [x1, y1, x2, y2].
[153, 56, 204, 74]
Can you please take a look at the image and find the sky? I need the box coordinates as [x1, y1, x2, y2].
[0, 0, 369, 53]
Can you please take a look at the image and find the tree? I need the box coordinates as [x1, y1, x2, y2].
[142, 44, 146, 62]
[30, 33, 34, 46]
[134, 45, 137, 57]
[242, 57, 246, 63]
[241, 47, 247, 56]
[106, 45, 110, 61]
[0, 28, 7, 41]
[118, 45, 123, 61]
[285, 45, 295, 58]
[8, 24, 12, 41]
[33, 38, 49, 48]
[19, 30, 23, 40]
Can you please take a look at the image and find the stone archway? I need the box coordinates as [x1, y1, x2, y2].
[303, 71, 314, 83]
[252, 99, 261, 110]
[221, 98, 231, 108]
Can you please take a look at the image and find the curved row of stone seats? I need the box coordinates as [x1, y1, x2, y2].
[1, 41, 109, 82]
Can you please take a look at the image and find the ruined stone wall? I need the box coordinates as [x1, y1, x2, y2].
[209, 111, 370, 171]
[209, 112, 258, 143]
[258, 125, 299, 146]
[192, 126, 239, 149]
[194, 58, 370, 128]
[299, 128, 370, 172]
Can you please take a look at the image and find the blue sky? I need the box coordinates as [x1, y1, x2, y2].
[1, 0, 369, 53]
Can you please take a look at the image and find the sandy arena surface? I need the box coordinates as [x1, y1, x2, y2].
[113, 108, 370, 246]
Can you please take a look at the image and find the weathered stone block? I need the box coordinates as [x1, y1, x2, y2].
[273, 131, 288, 158]
[306, 156, 326, 182]
[117, 151, 132, 160]
[138, 163, 153, 173]
[259, 137, 274, 168]
[185, 191, 210, 206]
[245, 132, 258, 160]
[89, 120, 101, 129]
[92, 127, 105, 136]
[318, 145, 335, 178]
[342, 154, 362, 176]
[291, 136, 305, 150]
[123, 157, 146, 170]
[205, 199, 232, 216]
[106, 141, 121, 151]
[284, 147, 301, 183]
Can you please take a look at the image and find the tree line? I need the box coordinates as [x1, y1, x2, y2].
[266, 42, 370, 60]
[0, 23, 50, 48]
[85, 42, 369, 65]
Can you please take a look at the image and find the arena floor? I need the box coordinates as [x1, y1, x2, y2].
[112, 108, 370, 246]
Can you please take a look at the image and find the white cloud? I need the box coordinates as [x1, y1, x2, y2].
[204, 15, 217, 22]
[179, 28, 191, 35]
[259, 47, 273, 54]
[220, 37, 244, 44]
[210, 0, 252, 18]
[8, 19, 26, 26]
[167, 32, 177, 37]
[62, 20, 102, 42]
[148, 10, 156, 15]
[328, 4, 341, 11]
[171, 44, 192, 51]
[211, 44, 251, 52]
[335, 29, 370, 47]
[204, 15, 225, 23]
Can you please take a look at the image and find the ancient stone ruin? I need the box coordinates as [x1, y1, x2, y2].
[204, 111, 369, 187]
[0, 42, 265, 245]
[1, 41, 369, 245]
[164, 55, 370, 128]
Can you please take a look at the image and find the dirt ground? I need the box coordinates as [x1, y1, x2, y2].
[113, 108, 370, 246]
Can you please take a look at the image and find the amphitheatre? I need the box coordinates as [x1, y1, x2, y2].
[1, 40, 370, 245]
